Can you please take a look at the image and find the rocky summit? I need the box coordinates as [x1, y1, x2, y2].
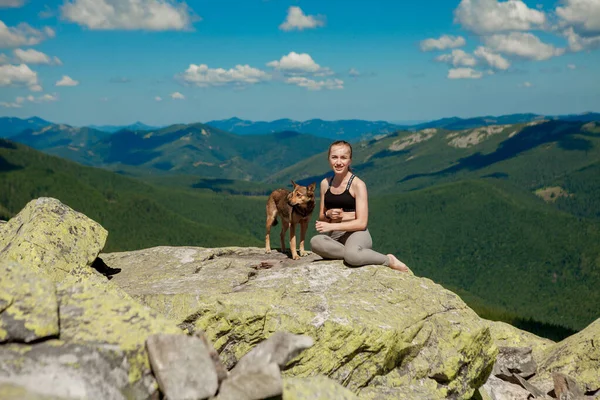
[1, 197, 599, 400]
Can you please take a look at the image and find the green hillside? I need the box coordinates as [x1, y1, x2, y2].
[367, 179, 600, 331]
[270, 120, 600, 197]
[0, 139, 266, 252]
[9, 122, 333, 181]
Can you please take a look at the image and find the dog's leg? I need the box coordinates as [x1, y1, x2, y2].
[265, 204, 277, 254]
[299, 220, 308, 257]
[290, 221, 299, 260]
[279, 220, 289, 254]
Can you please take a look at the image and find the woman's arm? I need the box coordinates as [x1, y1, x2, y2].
[315, 178, 368, 233]
[318, 178, 329, 222]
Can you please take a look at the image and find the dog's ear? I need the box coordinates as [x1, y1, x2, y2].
[291, 180, 298, 188]
[308, 182, 316, 192]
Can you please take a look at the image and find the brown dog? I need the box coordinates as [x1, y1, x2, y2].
[265, 180, 316, 260]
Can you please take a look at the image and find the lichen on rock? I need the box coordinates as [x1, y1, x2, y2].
[104, 246, 498, 399]
[0, 197, 108, 283]
[0, 262, 59, 343]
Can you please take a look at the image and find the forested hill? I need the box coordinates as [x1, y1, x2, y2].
[0, 139, 266, 252]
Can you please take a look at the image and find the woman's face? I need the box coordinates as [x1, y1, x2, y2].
[329, 144, 352, 174]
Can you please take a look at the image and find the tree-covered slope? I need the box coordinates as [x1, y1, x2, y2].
[0, 139, 265, 252]
[368, 179, 600, 331]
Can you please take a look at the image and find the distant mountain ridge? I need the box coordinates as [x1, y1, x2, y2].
[1, 112, 599, 141]
[87, 121, 162, 133]
[204, 117, 403, 141]
[0, 116, 53, 138]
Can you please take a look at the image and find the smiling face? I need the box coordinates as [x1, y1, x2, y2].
[328, 143, 352, 175]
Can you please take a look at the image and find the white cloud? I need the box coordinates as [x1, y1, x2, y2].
[519, 81, 533, 87]
[567, 63, 576, 69]
[420, 35, 466, 51]
[154, 96, 162, 101]
[279, 6, 325, 31]
[13, 48, 62, 65]
[55, 75, 79, 86]
[0, 63, 40, 90]
[61, 0, 196, 31]
[348, 68, 360, 77]
[485, 32, 565, 60]
[435, 49, 477, 67]
[180, 63, 270, 87]
[556, 0, 600, 37]
[0, 100, 21, 108]
[1, 92, 58, 107]
[0, 20, 54, 48]
[454, 0, 546, 35]
[170, 91, 185, 99]
[27, 93, 58, 103]
[0, 53, 9, 64]
[474, 46, 511, 69]
[0, 0, 26, 8]
[563, 26, 600, 51]
[448, 67, 483, 79]
[284, 76, 343, 91]
[30, 84, 42, 92]
[266, 51, 334, 78]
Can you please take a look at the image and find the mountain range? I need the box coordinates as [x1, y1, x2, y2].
[87, 121, 162, 133]
[2, 111, 599, 142]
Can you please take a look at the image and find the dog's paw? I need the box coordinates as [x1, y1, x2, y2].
[292, 254, 300, 260]
[299, 250, 308, 257]
[265, 249, 272, 254]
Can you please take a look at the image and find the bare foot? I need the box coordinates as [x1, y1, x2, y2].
[387, 254, 410, 273]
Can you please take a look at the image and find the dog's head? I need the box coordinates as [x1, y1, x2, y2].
[288, 180, 316, 206]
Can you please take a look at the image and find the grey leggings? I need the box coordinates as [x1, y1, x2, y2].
[310, 229, 389, 267]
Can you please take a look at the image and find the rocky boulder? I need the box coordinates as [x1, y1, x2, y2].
[531, 317, 600, 396]
[0, 197, 107, 283]
[104, 246, 498, 399]
[0, 198, 184, 399]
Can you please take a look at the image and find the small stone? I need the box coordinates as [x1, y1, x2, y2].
[146, 334, 219, 400]
[493, 346, 537, 382]
[216, 362, 281, 400]
[194, 330, 229, 383]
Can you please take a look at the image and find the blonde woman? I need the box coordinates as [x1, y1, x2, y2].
[311, 140, 409, 272]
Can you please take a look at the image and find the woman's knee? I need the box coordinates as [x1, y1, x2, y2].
[343, 246, 365, 267]
[310, 235, 327, 253]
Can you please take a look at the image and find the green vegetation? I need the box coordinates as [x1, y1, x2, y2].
[0, 139, 265, 252]
[369, 179, 600, 331]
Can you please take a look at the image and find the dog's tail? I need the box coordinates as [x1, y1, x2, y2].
[271, 217, 278, 226]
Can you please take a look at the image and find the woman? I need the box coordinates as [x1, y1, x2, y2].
[310, 140, 410, 272]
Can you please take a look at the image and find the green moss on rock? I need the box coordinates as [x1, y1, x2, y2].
[0, 262, 58, 343]
[0, 198, 108, 283]
[283, 376, 359, 399]
[105, 246, 497, 399]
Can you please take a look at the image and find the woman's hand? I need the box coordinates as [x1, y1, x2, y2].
[315, 220, 334, 233]
[327, 208, 344, 221]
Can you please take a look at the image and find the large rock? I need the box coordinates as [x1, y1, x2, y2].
[0, 198, 108, 282]
[0, 198, 184, 399]
[0, 341, 137, 399]
[55, 276, 184, 395]
[531, 317, 600, 395]
[0, 262, 59, 343]
[484, 320, 554, 364]
[105, 246, 498, 399]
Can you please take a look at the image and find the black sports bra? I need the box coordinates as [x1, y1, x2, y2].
[324, 174, 356, 212]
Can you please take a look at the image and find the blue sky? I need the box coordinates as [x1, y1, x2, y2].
[1, 0, 599, 126]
